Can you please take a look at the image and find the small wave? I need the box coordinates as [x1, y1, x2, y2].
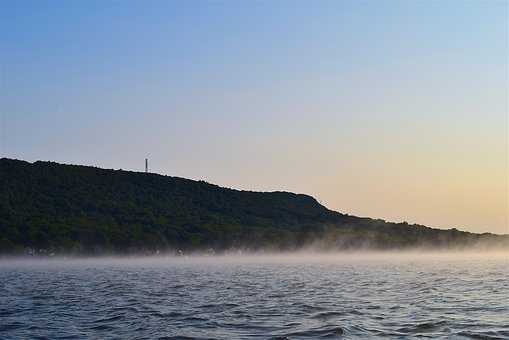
[397, 320, 448, 333]
[88, 324, 117, 331]
[158, 336, 218, 340]
[196, 303, 238, 310]
[456, 331, 508, 340]
[181, 316, 209, 322]
[0, 321, 25, 332]
[284, 325, 344, 338]
[297, 303, 327, 313]
[311, 311, 345, 320]
[152, 311, 183, 318]
[91, 314, 124, 324]
[0, 308, 15, 317]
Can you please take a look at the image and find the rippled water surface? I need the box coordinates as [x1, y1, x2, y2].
[1, 253, 508, 339]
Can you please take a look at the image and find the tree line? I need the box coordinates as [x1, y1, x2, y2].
[1, 158, 507, 255]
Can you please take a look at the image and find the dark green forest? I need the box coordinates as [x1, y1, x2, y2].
[0, 158, 507, 255]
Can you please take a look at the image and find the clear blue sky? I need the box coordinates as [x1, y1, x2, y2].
[1, 0, 507, 233]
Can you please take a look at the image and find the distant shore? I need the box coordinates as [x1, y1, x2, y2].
[1, 158, 507, 255]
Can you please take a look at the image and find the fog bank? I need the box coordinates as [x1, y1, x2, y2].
[1, 250, 507, 269]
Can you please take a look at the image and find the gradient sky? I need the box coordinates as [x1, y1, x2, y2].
[1, 0, 508, 234]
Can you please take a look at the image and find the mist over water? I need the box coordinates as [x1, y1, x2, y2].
[1, 252, 508, 339]
[1, 250, 508, 266]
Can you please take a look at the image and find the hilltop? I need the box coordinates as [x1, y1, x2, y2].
[0, 158, 507, 255]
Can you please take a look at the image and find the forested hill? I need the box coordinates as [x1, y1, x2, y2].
[1, 158, 507, 255]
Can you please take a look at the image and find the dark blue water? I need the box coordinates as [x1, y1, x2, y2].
[0, 253, 508, 339]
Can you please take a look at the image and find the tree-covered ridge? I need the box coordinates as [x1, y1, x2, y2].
[0, 158, 507, 254]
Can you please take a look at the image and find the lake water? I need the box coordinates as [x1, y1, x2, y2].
[0, 253, 508, 339]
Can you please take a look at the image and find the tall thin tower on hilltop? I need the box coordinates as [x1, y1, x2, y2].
[145, 158, 148, 173]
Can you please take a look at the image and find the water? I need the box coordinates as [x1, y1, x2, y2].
[1, 253, 508, 339]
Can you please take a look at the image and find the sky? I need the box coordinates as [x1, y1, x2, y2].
[1, 0, 508, 234]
